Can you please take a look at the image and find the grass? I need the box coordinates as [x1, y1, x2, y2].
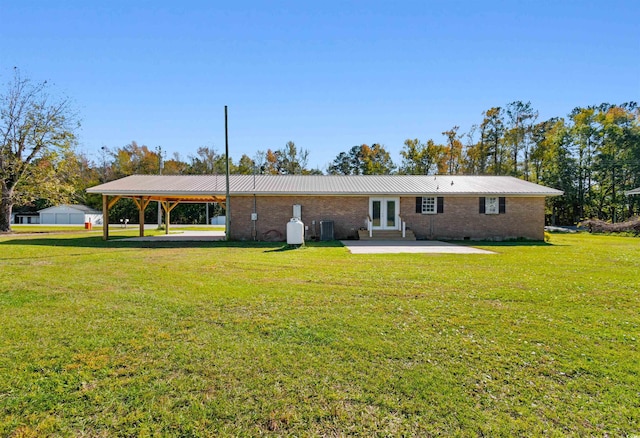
[0, 233, 638, 436]
[7, 225, 184, 237]
[170, 225, 225, 232]
[9, 225, 89, 233]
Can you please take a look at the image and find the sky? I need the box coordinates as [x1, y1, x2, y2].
[1, 0, 639, 171]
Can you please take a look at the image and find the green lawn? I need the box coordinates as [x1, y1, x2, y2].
[9, 225, 90, 233]
[0, 233, 638, 436]
[170, 225, 225, 231]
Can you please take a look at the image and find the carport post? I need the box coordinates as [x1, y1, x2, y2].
[131, 197, 151, 237]
[139, 201, 145, 237]
[165, 204, 170, 234]
[102, 195, 109, 240]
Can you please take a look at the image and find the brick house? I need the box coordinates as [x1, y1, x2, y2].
[88, 174, 562, 241]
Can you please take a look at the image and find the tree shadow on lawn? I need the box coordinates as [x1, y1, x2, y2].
[0, 235, 346, 251]
[263, 240, 344, 252]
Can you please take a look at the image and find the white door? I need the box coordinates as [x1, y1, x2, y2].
[369, 197, 399, 230]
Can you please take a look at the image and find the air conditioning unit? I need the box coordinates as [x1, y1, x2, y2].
[320, 220, 334, 241]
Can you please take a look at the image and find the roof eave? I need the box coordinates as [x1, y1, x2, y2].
[87, 189, 563, 197]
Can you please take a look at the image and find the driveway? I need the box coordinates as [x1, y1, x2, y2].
[340, 240, 495, 254]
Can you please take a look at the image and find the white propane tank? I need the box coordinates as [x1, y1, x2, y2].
[286, 218, 305, 245]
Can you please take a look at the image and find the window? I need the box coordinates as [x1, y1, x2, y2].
[422, 196, 436, 214]
[485, 197, 499, 214]
[416, 197, 444, 214]
[479, 197, 506, 214]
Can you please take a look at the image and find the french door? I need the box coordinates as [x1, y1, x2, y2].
[369, 197, 399, 230]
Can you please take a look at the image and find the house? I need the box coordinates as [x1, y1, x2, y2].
[11, 206, 41, 224]
[87, 175, 562, 241]
[39, 204, 103, 225]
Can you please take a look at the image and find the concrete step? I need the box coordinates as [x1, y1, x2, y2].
[358, 229, 416, 241]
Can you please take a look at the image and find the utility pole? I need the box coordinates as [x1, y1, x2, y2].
[157, 146, 163, 227]
[101, 146, 107, 183]
[225, 106, 230, 240]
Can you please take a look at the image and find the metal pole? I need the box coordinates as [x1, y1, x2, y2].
[225, 106, 231, 240]
[157, 146, 163, 227]
[101, 146, 107, 183]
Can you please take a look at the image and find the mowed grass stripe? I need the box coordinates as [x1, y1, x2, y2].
[0, 233, 638, 436]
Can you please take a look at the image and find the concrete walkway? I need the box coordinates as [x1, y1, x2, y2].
[122, 230, 225, 242]
[340, 240, 495, 254]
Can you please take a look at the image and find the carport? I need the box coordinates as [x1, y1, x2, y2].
[88, 175, 228, 240]
[100, 195, 225, 240]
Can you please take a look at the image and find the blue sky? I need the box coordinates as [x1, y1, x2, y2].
[2, 0, 638, 171]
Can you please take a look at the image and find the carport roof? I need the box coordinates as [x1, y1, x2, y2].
[87, 175, 563, 197]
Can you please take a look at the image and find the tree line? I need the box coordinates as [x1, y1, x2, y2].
[325, 101, 640, 226]
[1, 69, 638, 230]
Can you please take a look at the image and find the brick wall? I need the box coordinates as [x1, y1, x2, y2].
[229, 195, 546, 241]
[229, 196, 368, 241]
[400, 196, 545, 240]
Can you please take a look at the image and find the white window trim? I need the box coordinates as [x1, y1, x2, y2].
[485, 196, 499, 215]
[421, 196, 437, 215]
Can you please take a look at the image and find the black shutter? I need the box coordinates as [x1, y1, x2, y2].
[437, 197, 444, 214]
[416, 197, 422, 213]
[479, 197, 486, 214]
[499, 197, 506, 214]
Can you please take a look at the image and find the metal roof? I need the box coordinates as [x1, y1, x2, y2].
[38, 204, 103, 214]
[87, 175, 563, 197]
[625, 187, 640, 196]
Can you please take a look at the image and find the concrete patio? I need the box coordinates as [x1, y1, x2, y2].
[340, 240, 495, 254]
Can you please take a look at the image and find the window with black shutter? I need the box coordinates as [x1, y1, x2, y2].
[480, 197, 506, 214]
[417, 196, 440, 214]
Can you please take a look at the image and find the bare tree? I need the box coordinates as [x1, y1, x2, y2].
[0, 69, 78, 232]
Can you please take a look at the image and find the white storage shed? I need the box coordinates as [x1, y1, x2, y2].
[39, 204, 103, 225]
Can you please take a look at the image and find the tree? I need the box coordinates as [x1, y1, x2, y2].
[110, 141, 159, 178]
[441, 126, 464, 175]
[236, 154, 256, 174]
[592, 103, 639, 222]
[263, 149, 280, 174]
[360, 143, 395, 174]
[569, 107, 598, 219]
[531, 118, 579, 224]
[328, 144, 395, 175]
[327, 149, 359, 175]
[163, 152, 188, 175]
[278, 141, 309, 174]
[187, 146, 230, 174]
[504, 101, 538, 178]
[398, 138, 445, 175]
[464, 124, 491, 174]
[0, 70, 78, 232]
[480, 107, 506, 175]
[253, 142, 310, 175]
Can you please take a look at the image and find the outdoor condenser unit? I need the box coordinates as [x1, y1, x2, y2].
[320, 220, 334, 241]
